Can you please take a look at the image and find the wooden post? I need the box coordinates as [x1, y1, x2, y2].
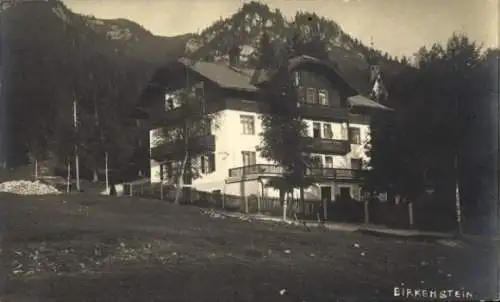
[408, 202, 414, 228]
[323, 198, 328, 221]
[160, 181, 164, 200]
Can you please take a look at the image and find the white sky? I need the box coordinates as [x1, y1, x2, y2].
[65, 0, 499, 58]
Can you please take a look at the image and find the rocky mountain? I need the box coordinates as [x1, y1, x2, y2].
[185, 2, 408, 91]
[0, 0, 409, 174]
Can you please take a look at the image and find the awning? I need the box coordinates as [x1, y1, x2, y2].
[347, 94, 393, 111]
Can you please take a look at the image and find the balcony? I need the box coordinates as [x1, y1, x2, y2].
[228, 164, 366, 182]
[298, 103, 349, 122]
[304, 137, 350, 154]
[150, 135, 215, 161]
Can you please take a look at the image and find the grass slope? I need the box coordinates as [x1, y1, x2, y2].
[1, 194, 496, 301]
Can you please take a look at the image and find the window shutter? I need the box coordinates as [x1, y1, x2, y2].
[201, 156, 206, 174]
[208, 153, 216, 173]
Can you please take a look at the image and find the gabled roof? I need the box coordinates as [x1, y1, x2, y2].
[177, 58, 258, 91]
[347, 95, 393, 111]
[137, 55, 393, 112]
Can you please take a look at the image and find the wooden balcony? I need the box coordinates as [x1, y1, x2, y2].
[298, 103, 349, 122]
[150, 135, 215, 161]
[228, 164, 366, 182]
[304, 137, 350, 155]
[148, 100, 223, 128]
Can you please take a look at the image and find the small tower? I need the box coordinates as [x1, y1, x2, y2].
[367, 37, 386, 102]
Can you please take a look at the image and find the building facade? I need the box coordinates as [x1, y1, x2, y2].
[136, 55, 390, 202]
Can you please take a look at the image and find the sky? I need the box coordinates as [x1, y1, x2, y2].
[65, 0, 499, 58]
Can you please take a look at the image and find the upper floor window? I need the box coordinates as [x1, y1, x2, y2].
[306, 88, 317, 104]
[165, 93, 181, 111]
[318, 89, 329, 106]
[310, 155, 322, 167]
[240, 115, 255, 135]
[201, 153, 216, 174]
[351, 158, 362, 170]
[325, 156, 333, 168]
[349, 127, 361, 145]
[323, 123, 333, 139]
[294, 72, 301, 87]
[312, 122, 321, 138]
[242, 151, 256, 166]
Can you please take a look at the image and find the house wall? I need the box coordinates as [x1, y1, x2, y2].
[149, 109, 371, 193]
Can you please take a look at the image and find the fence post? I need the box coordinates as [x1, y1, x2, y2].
[160, 182, 164, 201]
[408, 202, 414, 228]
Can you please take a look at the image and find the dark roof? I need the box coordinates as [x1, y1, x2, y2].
[137, 54, 394, 111]
[347, 95, 393, 111]
[176, 58, 258, 91]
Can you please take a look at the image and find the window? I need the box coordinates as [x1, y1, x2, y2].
[306, 88, 317, 104]
[313, 122, 321, 138]
[166, 162, 173, 179]
[351, 158, 362, 170]
[242, 151, 256, 166]
[294, 72, 301, 87]
[201, 153, 216, 174]
[325, 156, 333, 168]
[240, 115, 255, 135]
[311, 155, 322, 167]
[165, 93, 181, 111]
[323, 123, 333, 139]
[349, 127, 361, 145]
[318, 89, 329, 106]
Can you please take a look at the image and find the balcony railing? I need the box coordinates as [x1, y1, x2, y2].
[150, 135, 215, 161]
[304, 137, 350, 154]
[228, 164, 366, 181]
[298, 103, 349, 121]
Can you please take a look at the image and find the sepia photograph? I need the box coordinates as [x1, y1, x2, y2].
[0, 0, 498, 300]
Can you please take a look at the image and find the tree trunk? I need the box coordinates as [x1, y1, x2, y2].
[66, 160, 71, 194]
[174, 152, 189, 205]
[283, 190, 291, 222]
[34, 159, 38, 180]
[364, 193, 370, 224]
[105, 151, 109, 194]
[299, 186, 305, 215]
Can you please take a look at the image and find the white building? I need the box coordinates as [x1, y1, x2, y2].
[136, 55, 390, 202]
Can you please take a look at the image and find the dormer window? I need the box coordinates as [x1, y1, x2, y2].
[318, 89, 329, 106]
[294, 71, 301, 87]
[306, 88, 317, 104]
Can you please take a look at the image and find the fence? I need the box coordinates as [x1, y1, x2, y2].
[121, 182, 458, 232]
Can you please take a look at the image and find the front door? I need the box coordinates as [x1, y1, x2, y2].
[321, 186, 332, 202]
[340, 186, 351, 201]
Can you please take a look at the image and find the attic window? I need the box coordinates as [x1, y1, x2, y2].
[306, 88, 317, 104]
[294, 72, 301, 87]
[164, 93, 181, 111]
